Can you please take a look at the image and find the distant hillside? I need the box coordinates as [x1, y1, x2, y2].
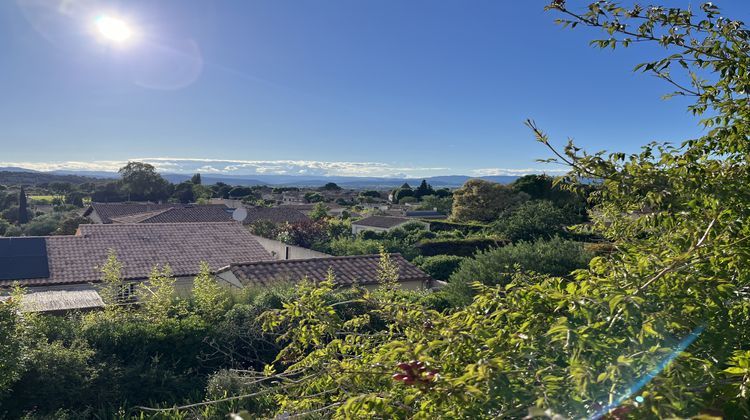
[0, 171, 106, 186]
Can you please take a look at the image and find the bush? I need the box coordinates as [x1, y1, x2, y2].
[4, 340, 100, 415]
[328, 237, 382, 256]
[416, 237, 505, 257]
[427, 220, 487, 234]
[444, 237, 593, 306]
[492, 200, 580, 242]
[415, 255, 466, 280]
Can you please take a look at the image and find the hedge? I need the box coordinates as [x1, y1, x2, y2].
[425, 220, 488, 234]
[415, 255, 466, 280]
[416, 237, 506, 257]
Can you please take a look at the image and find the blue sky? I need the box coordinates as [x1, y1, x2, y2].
[0, 1, 747, 177]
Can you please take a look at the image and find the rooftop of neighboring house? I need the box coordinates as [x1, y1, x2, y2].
[83, 202, 231, 224]
[0, 222, 273, 288]
[241, 206, 310, 225]
[220, 253, 434, 287]
[108, 205, 233, 224]
[351, 215, 414, 229]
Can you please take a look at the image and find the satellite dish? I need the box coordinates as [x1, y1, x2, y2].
[232, 207, 248, 222]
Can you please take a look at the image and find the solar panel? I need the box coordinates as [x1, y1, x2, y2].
[0, 237, 50, 281]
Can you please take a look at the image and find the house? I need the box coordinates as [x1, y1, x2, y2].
[281, 191, 306, 204]
[215, 253, 437, 291]
[0, 223, 273, 312]
[240, 206, 310, 225]
[351, 216, 429, 235]
[83, 203, 232, 224]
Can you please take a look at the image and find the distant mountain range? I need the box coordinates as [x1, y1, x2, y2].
[0, 167, 520, 188]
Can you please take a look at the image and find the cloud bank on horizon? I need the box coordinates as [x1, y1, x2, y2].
[0, 158, 566, 178]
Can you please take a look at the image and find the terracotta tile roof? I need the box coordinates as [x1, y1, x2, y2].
[85, 203, 230, 224]
[352, 216, 413, 229]
[109, 206, 233, 224]
[242, 207, 310, 225]
[1, 222, 273, 287]
[225, 253, 433, 287]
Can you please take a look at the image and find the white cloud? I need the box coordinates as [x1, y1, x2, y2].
[470, 167, 568, 176]
[1, 157, 552, 178]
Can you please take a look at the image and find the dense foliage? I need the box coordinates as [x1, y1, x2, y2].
[443, 237, 593, 306]
[4, 1, 750, 418]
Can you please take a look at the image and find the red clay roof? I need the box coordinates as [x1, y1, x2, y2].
[242, 207, 310, 225]
[225, 253, 433, 287]
[2, 222, 273, 287]
[85, 203, 230, 224]
[109, 206, 233, 224]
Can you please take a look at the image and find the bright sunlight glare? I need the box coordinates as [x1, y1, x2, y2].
[95, 15, 132, 43]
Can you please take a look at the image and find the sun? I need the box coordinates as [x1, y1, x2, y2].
[95, 15, 132, 43]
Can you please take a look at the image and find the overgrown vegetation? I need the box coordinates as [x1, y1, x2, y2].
[3, 1, 749, 418]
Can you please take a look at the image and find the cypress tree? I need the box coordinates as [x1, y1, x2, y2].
[18, 187, 28, 224]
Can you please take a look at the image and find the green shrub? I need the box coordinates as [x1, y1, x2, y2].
[491, 200, 579, 242]
[415, 255, 466, 280]
[444, 237, 593, 305]
[416, 237, 505, 257]
[427, 219, 487, 234]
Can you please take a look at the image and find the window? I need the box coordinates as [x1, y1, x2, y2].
[116, 283, 136, 303]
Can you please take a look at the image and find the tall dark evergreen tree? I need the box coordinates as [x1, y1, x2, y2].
[191, 173, 202, 185]
[414, 179, 435, 199]
[18, 187, 28, 224]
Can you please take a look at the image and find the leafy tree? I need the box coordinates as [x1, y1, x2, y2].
[91, 181, 126, 202]
[98, 250, 125, 307]
[359, 190, 381, 199]
[49, 182, 73, 195]
[193, 261, 231, 322]
[228, 186, 254, 198]
[434, 188, 452, 198]
[173, 181, 196, 204]
[417, 194, 452, 214]
[392, 187, 414, 203]
[17, 187, 28, 224]
[118, 162, 171, 202]
[451, 179, 528, 223]
[191, 183, 213, 202]
[303, 191, 325, 203]
[212, 182, 233, 199]
[191, 173, 202, 185]
[309, 202, 329, 221]
[138, 264, 181, 322]
[64, 191, 86, 207]
[512, 174, 588, 215]
[414, 179, 435, 199]
[54, 215, 92, 235]
[320, 182, 341, 191]
[491, 199, 579, 242]
[21, 213, 61, 236]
